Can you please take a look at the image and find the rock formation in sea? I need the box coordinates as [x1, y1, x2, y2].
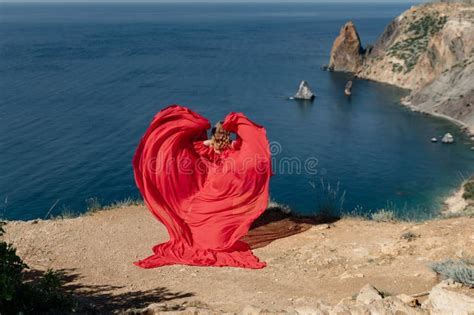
[344, 80, 353, 96]
[442, 132, 455, 143]
[293, 80, 315, 100]
[328, 2, 474, 134]
[328, 21, 365, 73]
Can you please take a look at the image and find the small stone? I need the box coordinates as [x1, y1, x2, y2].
[313, 224, 330, 231]
[396, 294, 420, 307]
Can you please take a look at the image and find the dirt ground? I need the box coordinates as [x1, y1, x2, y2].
[4, 205, 473, 313]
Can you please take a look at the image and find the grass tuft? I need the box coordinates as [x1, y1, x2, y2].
[267, 199, 292, 214]
[371, 209, 396, 222]
[309, 178, 346, 219]
[430, 259, 474, 287]
[52, 197, 144, 219]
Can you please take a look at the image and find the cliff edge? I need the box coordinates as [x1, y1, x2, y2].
[4, 205, 474, 313]
[328, 3, 474, 133]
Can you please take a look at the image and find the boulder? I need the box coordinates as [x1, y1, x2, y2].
[425, 280, 474, 315]
[441, 132, 454, 144]
[396, 294, 421, 307]
[369, 296, 425, 314]
[335, 295, 425, 314]
[328, 21, 365, 73]
[356, 284, 383, 305]
[294, 80, 315, 100]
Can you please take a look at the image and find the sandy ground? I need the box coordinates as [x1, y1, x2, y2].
[4, 205, 474, 313]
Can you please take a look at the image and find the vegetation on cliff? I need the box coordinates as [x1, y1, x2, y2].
[328, 2, 474, 133]
[0, 221, 73, 314]
[463, 176, 474, 201]
[387, 12, 448, 73]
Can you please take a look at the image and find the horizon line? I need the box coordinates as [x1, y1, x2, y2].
[0, 0, 424, 3]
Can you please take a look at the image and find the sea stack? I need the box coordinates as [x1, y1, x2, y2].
[326, 4, 474, 133]
[294, 80, 315, 100]
[344, 80, 353, 96]
[441, 133, 454, 144]
[328, 21, 365, 72]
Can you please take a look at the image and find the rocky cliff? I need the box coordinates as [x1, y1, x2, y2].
[328, 21, 365, 72]
[328, 3, 474, 133]
[403, 58, 474, 131]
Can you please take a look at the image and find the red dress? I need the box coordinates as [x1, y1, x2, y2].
[132, 105, 272, 269]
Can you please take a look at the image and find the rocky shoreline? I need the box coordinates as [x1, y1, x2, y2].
[328, 2, 474, 135]
[443, 176, 474, 215]
[327, 1, 474, 216]
[400, 97, 474, 137]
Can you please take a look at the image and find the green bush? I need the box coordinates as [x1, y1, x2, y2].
[387, 13, 448, 73]
[462, 179, 474, 201]
[0, 221, 74, 314]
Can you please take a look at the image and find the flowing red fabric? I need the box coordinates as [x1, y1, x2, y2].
[132, 105, 272, 269]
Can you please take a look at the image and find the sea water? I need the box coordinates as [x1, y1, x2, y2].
[1, 2, 473, 220]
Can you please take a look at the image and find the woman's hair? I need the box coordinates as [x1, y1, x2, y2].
[211, 121, 231, 152]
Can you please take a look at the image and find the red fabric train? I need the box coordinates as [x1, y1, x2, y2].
[132, 105, 272, 269]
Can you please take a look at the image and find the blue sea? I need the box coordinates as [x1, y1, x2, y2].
[1, 2, 473, 220]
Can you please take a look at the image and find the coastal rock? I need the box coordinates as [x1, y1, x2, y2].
[357, 3, 473, 90]
[328, 2, 474, 133]
[294, 80, 315, 100]
[425, 280, 474, 314]
[344, 80, 353, 96]
[403, 58, 474, 133]
[441, 132, 454, 143]
[328, 21, 365, 72]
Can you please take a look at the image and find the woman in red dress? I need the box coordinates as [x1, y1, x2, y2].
[132, 105, 272, 269]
